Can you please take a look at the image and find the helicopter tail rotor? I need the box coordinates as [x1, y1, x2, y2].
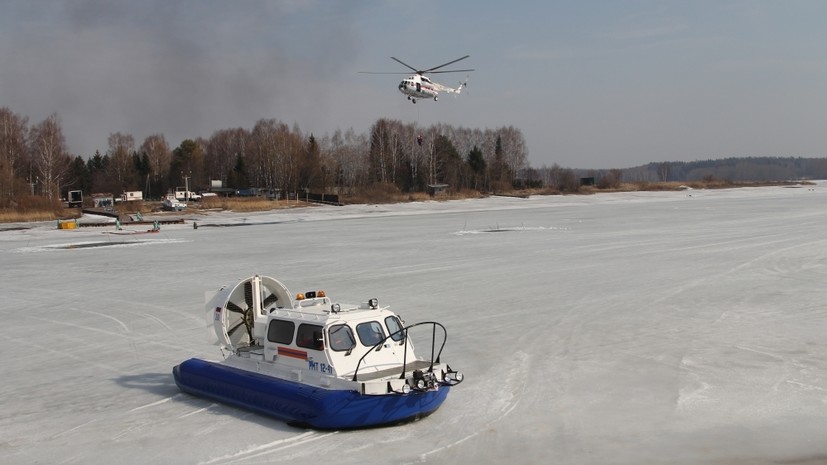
[455, 76, 469, 94]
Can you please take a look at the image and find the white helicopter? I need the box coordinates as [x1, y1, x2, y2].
[361, 55, 474, 104]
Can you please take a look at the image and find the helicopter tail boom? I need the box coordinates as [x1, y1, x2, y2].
[440, 76, 468, 95]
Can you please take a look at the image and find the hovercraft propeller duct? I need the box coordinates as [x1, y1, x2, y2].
[206, 275, 294, 351]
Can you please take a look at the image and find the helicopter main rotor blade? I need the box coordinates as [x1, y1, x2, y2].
[390, 57, 420, 73]
[358, 71, 411, 74]
[359, 55, 473, 75]
[428, 68, 475, 74]
[425, 55, 470, 73]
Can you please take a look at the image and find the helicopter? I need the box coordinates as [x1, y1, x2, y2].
[361, 55, 474, 104]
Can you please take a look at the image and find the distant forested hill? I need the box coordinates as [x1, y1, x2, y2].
[621, 157, 827, 182]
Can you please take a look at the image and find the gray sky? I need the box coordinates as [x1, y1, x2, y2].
[2, 0, 827, 169]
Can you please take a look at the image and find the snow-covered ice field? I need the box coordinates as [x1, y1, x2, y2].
[2, 183, 826, 465]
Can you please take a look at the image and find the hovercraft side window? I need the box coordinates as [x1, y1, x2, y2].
[328, 324, 356, 352]
[267, 319, 294, 344]
[356, 321, 385, 347]
[297, 323, 324, 351]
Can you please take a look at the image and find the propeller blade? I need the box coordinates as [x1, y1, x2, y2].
[227, 319, 246, 337]
[244, 281, 254, 308]
[428, 68, 475, 74]
[425, 55, 469, 73]
[360, 56, 472, 76]
[227, 308, 254, 342]
[358, 71, 411, 74]
[226, 300, 246, 314]
[263, 293, 279, 307]
[390, 57, 419, 73]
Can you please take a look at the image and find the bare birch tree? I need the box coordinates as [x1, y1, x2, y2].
[0, 107, 29, 205]
[206, 128, 248, 185]
[107, 132, 135, 191]
[29, 114, 71, 200]
[330, 128, 368, 192]
[140, 134, 172, 196]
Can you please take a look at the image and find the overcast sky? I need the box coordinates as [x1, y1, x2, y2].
[2, 1, 827, 169]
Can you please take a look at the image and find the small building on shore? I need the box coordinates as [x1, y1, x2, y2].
[427, 184, 449, 197]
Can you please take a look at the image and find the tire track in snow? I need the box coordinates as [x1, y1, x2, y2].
[402, 351, 531, 464]
[48, 419, 98, 439]
[75, 308, 131, 333]
[8, 335, 126, 374]
[127, 394, 181, 412]
[197, 431, 337, 465]
[178, 404, 216, 418]
[19, 313, 203, 353]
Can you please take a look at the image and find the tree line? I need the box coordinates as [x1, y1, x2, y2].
[623, 157, 827, 183]
[5, 104, 821, 211]
[0, 106, 528, 208]
[518, 156, 827, 192]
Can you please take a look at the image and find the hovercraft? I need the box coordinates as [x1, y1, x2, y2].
[173, 275, 463, 429]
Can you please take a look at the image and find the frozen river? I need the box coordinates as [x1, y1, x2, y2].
[2, 183, 826, 464]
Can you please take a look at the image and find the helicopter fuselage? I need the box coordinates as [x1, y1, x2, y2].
[398, 75, 438, 102]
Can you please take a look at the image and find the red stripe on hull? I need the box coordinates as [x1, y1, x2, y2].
[278, 347, 308, 360]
